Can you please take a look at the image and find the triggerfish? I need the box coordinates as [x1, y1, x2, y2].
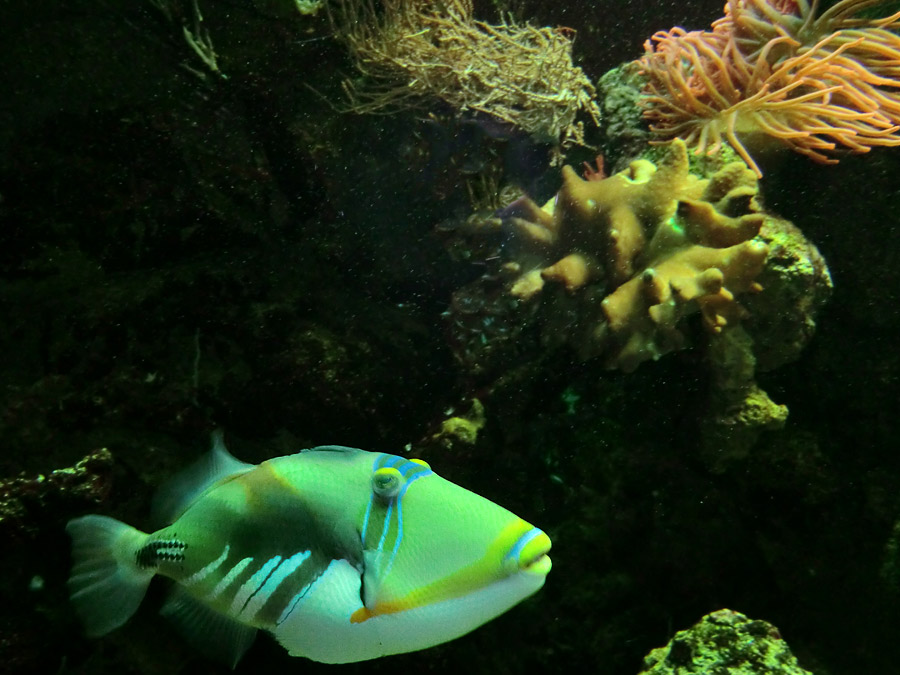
[66, 434, 552, 665]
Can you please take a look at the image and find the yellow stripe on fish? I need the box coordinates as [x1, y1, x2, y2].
[350, 519, 551, 623]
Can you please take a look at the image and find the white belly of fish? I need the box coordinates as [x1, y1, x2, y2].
[272, 559, 546, 663]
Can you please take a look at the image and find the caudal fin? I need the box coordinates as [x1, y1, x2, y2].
[66, 515, 155, 637]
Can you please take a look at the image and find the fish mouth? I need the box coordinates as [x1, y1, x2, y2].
[514, 528, 552, 576]
[522, 549, 551, 575]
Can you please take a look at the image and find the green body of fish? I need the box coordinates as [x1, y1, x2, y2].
[66, 434, 552, 665]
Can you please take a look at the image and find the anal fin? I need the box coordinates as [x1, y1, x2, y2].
[161, 586, 257, 668]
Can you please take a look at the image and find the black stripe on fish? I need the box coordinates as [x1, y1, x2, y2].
[237, 557, 285, 615]
[136, 539, 187, 568]
[256, 550, 332, 627]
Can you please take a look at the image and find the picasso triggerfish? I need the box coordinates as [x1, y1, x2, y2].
[66, 433, 552, 665]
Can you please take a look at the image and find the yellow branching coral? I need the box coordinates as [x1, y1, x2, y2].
[330, 0, 600, 146]
[499, 140, 769, 371]
[639, 0, 900, 176]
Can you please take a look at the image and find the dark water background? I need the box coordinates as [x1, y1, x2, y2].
[1, 1, 899, 673]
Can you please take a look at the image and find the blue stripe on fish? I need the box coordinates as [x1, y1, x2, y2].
[277, 577, 316, 626]
[376, 500, 395, 552]
[243, 551, 312, 622]
[232, 556, 283, 616]
[365, 454, 434, 580]
[363, 453, 431, 549]
[504, 527, 544, 564]
[360, 496, 374, 547]
[183, 545, 230, 587]
[210, 557, 253, 600]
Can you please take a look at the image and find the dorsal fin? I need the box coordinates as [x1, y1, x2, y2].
[152, 431, 255, 526]
[300, 445, 362, 455]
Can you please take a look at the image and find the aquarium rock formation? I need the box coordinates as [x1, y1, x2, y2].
[445, 139, 831, 462]
[0, 449, 113, 537]
[639, 608, 813, 674]
[701, 215, 833, 468]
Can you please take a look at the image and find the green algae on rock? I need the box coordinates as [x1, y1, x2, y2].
[640, 608, 813, 674]
[0, 449, 113, 536]
[428, 398, 487, 451]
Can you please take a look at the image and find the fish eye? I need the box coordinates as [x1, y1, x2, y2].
[372, 467, 404, 500]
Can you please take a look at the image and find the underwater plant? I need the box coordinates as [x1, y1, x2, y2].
[638, 0, 900, 176]
[330, 0, 600, 146]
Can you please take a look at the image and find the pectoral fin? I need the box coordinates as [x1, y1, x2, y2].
[161, 587, 257, 668]
[361, 549, 384, 609]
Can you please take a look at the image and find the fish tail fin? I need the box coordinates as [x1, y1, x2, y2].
[66, 514, 155, 637]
